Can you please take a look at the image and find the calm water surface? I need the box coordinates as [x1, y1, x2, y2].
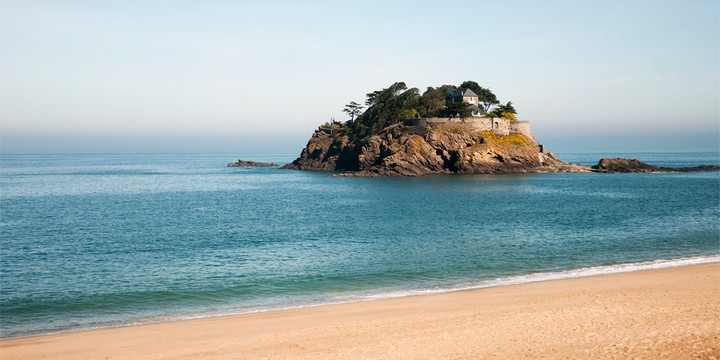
[1, 152, 718, 338]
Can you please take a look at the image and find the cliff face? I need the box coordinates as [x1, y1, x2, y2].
[282, 123, 589, 177]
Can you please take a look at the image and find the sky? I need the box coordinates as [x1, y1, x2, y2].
[1, 0, 718, 154]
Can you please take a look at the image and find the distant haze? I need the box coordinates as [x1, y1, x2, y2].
[1, 0, 718, 154]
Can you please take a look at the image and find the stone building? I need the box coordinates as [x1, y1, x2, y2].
[448, 88, 485, 116]
[449, 88, 479, 106]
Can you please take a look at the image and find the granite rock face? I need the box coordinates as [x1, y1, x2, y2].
[281, 123, 590, 177]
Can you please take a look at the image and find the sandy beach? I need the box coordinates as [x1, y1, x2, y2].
[2, 263, 718, 360]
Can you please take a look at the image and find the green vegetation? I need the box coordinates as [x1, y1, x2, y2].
[351, 82, 419, 137]
[419, 85, 456, 117]
[341, 81, 518, 139]
[342, 101, 364, 122]
[440, 100, 471, 118]
[488, 101, 517, 120]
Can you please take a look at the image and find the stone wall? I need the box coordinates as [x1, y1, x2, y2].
[405, 117, 533, 139]
[509, 120, 534, 140]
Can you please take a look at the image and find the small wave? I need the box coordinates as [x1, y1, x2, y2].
[345, 254, 720, 301]
[92, 255, 720, 322]
[5, 254, 718, 340]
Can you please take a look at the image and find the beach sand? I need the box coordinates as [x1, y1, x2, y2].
[2, 263, 718, 359]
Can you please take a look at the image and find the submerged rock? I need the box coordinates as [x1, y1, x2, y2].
[228, 160, 278, 167]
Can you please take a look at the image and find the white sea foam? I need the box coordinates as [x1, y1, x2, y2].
[148, 255, 720, 321]
[340, 254, 720, 301]
[7, 254, 719, 340]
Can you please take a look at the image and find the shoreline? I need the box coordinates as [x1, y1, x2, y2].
[3, 254, 718, 341]
[2, 262, 718, 359]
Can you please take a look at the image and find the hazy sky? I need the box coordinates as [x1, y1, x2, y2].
[1, 0, 718, 153]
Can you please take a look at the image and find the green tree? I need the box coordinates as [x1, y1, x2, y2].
[401, 108, 419, 119]
[493, 101, 517, 115]
[475, 88, 499, 114]
[441, 101, 472, 118]
[342, 101, 364, 122]
[420, 85, 457, 117]
[459, 80, 483, 94]
[488, 101, 516, 118]
[352, 82, 420, 137]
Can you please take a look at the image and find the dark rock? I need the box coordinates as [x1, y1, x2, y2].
[280, 123, 720, 177]
[282, 123, 592, 177]
[591, 158, 720, 173]
[228, 160, 278, 167]
[591, 158, 659, 173]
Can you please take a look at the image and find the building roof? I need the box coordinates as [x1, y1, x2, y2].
[458, 88, 478, 98]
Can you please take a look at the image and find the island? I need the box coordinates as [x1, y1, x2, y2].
[282, 81, 718, 176]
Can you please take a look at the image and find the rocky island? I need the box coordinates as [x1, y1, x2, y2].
[283, 81, 585, 176]
[281, 122, 589, 177]
[591, 158, 720, 173]
[281, 81, 718, 177]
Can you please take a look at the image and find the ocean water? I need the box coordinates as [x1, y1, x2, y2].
[1, 152, 719, 338]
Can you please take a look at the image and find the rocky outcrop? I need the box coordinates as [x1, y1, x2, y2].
[280, 123, 720, 177]
[592, 158, 720, 173]
[281, 123, 590, 177]
[228, 160, 278, 167]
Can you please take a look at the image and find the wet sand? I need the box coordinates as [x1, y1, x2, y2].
[2, 263, 718, 359]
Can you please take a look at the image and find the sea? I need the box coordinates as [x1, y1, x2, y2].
[1, 152, 719, 339]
